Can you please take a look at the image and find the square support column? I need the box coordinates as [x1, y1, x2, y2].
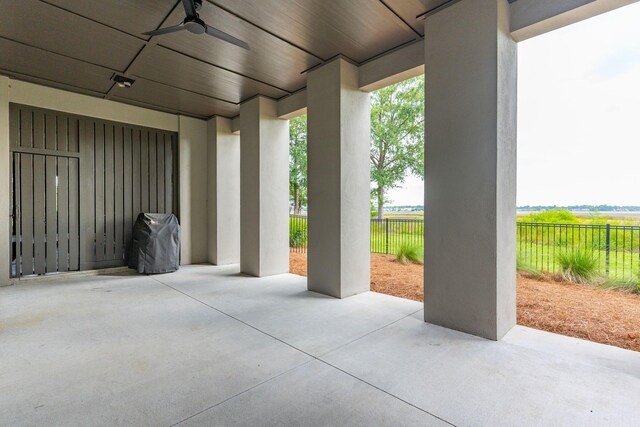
[207, 116, 240, 265]
[240, 97, 289, 277]
[179, 115, 208, 265]
[424, 0, 517, 340]
[307, 58, 371, 298]
[0, 76, 9, 285]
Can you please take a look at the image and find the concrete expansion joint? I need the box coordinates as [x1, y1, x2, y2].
[148, 275, 454, 425]
[170, 360, 317, 426]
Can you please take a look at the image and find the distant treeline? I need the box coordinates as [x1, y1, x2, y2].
[517, 205, 640, 212]
[387, 205, 640, 212]
[386, 206, 424, 212]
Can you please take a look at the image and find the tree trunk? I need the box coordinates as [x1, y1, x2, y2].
[293, 185, 300, 215]
[377, 186, 384, 222]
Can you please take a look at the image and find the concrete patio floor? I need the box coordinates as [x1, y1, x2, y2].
[1, 265, 639, 426]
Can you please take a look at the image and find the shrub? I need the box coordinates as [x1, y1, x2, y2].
[599, 280, 640, 294]
[528, 209, 577, 223]
[516, 259, 544, 280]
[556, 250, 599, 284]
[599, 273, 640, 294]
[396, 242, 423, 265]
[289, 220, 308, 248]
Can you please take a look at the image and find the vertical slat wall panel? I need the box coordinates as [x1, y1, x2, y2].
[123, 128, 133, 254]
[114, 126, 124, 262]
[33, 155, 46, 274]
[45, 155, 58, 273]
[20, 155, 33, 275]
[45, 114, 57, 150]
[9, 104, 19, 148]
[165, 135, 173, 214]
[9, 107, 19, 277]
[45, 114, 58, 272]
[58, 157, 70, 272]
[140, 130, 149, 213]
[104, 124, 115, 260]
[9, 104, 178, 276]
[149, 131, 157, 213]
[174, 134, 178, 213]
[12, 154, 22, 277]
[132, 129, 141, 221]
[164, 136, 178, 213]
[94, 122, 105, 261]
[69, 118, 79, 152]
[20, 110, 32, 148]
[57, 115, 68, 152]
[174, 136, 179, 214]
[69, 157, 80, 271]
[10, 155, 14, 277]
[33, 111, 44, 149]
[157, 135, 165, 213]
[79, 119, 95, 270]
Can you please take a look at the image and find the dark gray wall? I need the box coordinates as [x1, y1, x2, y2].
[9, 103, 178, 276]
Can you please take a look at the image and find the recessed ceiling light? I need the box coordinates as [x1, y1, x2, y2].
[112, 74, 135, 88]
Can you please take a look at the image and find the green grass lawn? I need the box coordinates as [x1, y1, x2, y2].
[516, 241, 639, 281]
[290, 211, 640, 280]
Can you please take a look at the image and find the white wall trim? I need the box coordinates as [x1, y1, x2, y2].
[7, 79, 179, 131]
[277, 89, 307, 119]
[511, 0, 639, 42]
[359, 40, 425, 92]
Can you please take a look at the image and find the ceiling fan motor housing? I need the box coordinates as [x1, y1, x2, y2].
[184, 17, 206, 34]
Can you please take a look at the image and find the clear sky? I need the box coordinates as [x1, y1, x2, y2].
[387, 3, 640, 207]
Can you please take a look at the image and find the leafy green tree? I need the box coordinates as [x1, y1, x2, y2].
[370, 76, 424, 220]
[289, 115, 307, 214]
[287, 77, 424, 218]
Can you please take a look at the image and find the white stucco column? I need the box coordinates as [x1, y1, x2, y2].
[424, 0, 517, 340]
[0, 76, 10, 285]
[207, 116, 240, 265]
[179, 115, 208, 265]
[240, 96, 289, 277]
[306, 58, 371, 298]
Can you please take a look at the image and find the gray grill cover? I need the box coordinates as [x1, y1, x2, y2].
[128, 213, 180, 274]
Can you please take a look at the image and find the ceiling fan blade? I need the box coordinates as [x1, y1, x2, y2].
[182, 0, 198, 18]
[143, 23, 187, 36]
[205, 25, 250, 50]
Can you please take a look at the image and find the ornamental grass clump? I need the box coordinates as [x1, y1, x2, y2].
[556, 250, 599, 284]
[599, 274, 640, 294]
[396, 242, 423, 265]
[516, 259, 544, 280]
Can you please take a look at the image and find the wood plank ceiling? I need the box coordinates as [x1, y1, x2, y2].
[0, 0, 451, 119]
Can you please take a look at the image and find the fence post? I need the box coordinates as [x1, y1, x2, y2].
[605, 223, 611, 275]
[385, 218, 389, 255]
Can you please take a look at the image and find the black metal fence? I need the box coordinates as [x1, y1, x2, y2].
[517, 222, 640, 281]
[290, 215, 424, 255]
[290, 215, 640, 281]
[289, 214, 308, 253]
[370, 218, 424, 254]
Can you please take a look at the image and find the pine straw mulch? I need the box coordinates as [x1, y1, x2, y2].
[289, 252, 640, 352]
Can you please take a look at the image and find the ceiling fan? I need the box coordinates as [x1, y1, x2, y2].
[143, 0, 250, 50]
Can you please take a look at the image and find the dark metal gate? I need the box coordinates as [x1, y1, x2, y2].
[9, 104, 178, 278]
[11, 152, 80, 277]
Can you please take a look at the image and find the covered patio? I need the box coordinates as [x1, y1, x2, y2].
[1, 0, 639, 425]
[2, 265, 639, 425]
